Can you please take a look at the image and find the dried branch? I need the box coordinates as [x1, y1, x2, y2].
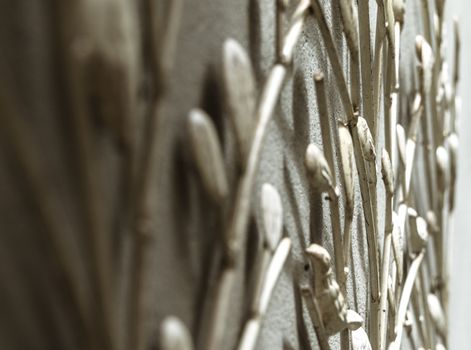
[351, 117, 380, 349]
[238, 238, 292, 350]
[379, 149, 394, 350]
[358, 0, 375, 138]
[206, 4, 310, 348]
[302, 287, 330, 350]
[314, 74, 346, 293]
[310, 0, 355, 123]
[388, 251, 425, 350]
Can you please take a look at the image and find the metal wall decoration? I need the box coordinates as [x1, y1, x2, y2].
[163, 0, 461, 349]
[0, 0, 461, 349]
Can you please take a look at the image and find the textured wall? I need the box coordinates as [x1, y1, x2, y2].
[0, 0, 465, 349]
[152, 0, 437, 349]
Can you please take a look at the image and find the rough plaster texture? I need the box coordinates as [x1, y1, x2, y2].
[151, 1, 438, 349]
[0, 0, 467, 349]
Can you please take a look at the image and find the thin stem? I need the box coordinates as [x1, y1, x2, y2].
[276, 0, 286, 62]
[383, 65, 394, 179]
[379, 194, 393, 350]
[418, 267, 434, 348]
[372, 7, 386, 125]
[302, 288, 331, 350]
[339, 0, 360, 111]
[420, 0, 432, 46]
[206, 269, 237, 350]
[389, 251, 425, 350]
[130, 1, 183, 348]
[420, 101, 436, 211]
[310, 0, 355, 124]
[350, 124, 380, 349]
[237, 238, 291, 350]
[250, 249, 272, 313]
[411, 282, 427, 347]
[314, 74, 346, 294]
[158, 0, 184, 83]
[394, 22, 401, 89]
[207, 4, 309, 349]
[379, 238, 392, 350]
[225, 1, 309, 259]
[256, 238, 292, 315]
[358, 0, 375, 139]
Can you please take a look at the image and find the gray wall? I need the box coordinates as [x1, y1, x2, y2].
[162, 0, 469, 348]
[0, 0, 467, 349]
[157, 0, 464, 349]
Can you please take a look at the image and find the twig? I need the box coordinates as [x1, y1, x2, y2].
[388, 251, 425, 350]
[131, 2, 183, 348]
[379, 149, 394, 350]
[419, 0, 432, 46]
[224, 0, 309, 260]
[309, 12, 383, 334]
[379, 223, 393, 350]
[418, 267, 434, 348]
[384, 0, 395, 54]
[391, 213, 404, 286]
[372, 7, 386, 125]
[358, 0, 375, 139]
[238, 238, 292, 350]
[435, 145, 449, 301]
[256, 238, 292, 315]
[339, 0, 360, 111]
[314, 74, 346, 293]
[351, 117, 380, 349]
[276, 0, 289, 62]
[207, 4, 310, 349]
[302, 288, 331, 350]
[206, 268, 238, 350]
[158, 0, 183, 80]
[310, 0, 355, 123]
